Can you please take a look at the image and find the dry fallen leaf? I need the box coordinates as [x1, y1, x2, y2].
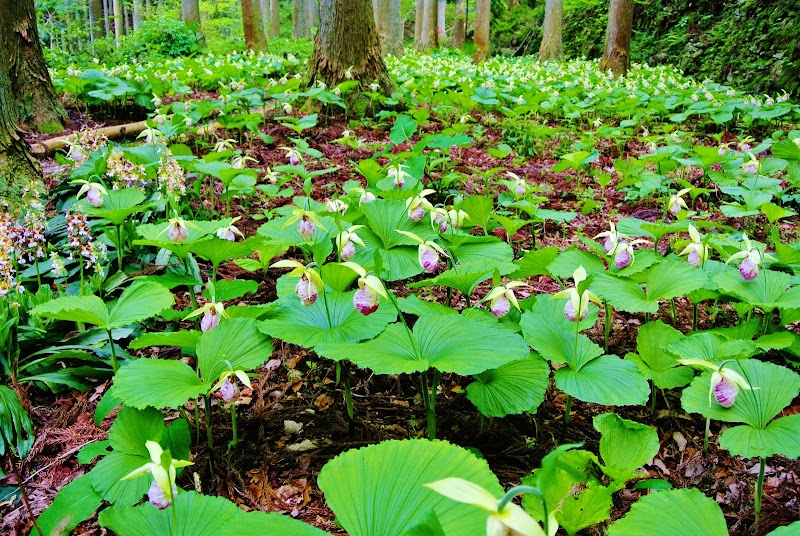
[314, 394, 335, 411]
[286, 439, 318, 452]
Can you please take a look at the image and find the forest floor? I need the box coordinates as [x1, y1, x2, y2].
[3, 102, 800, 536]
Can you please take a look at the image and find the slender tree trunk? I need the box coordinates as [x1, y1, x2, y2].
[473, 0, 490, 62]
[259, 0, 269, 35]
[122, 0, 130, 34]
[133, 0, 143, 29]
[436, 0, 445, 43]
[452, 0, 465, 47]
[306, 0, 319, 32]
[538, 0, 563, 61]
[375, 0, 402, 56]
[305, 0, 392, 93]
[293, 0, 310, 38]
[414, 0, 423, 44]
[5, 0, 67, 133]
[417, 0, 436, 50]
[242, 0, 268, 51]
[0, 0, 43, 205]
[269, 0, 280, 37]
[112, 0, 124, 45]
[599, 0, 633, 76]
[182, 0, 204, 44]
[104, 0, 111, 38]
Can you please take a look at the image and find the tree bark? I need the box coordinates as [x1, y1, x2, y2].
[306, 0, 319, 30]
[269, 0, 280, 37]
[122, 0, 130, 34]
[375, 0, 402, 56]
[133, 0, 144, 30]
[182, 0, 204, 44]
[104, 0, 111, 38]
[417, 0, 437, 50]
[242, 0, 268, 51]
[305, 0, 392, 93]
[112, 0, 124, 45]
[436, 0, 445, 43]
[452, 0, 465, 47]
[293, 0, 311, 38]
[599, 0, 633, 76]
[538, 0, 563, 61]
[5, 0, 67, 133]
[473, 0, 490, 62]
[0, 1, 42, 207]
[259, 0, 269, 35]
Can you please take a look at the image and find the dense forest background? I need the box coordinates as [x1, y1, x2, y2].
[37, 0, 800, 97]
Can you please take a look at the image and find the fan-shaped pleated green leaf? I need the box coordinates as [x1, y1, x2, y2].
[90, 408, 190, 505]
[408, 260, 517, 297]
[81, 189, 147, 225]
[315, 314, 529, 375]
[590, 273, 654, 313]
[547, 249, 605, 278]
[349, 226, 424, 281]
[32, 282, 174, 330]
[99, 491, 244, 536]
[196, 318, 273, 382]
[259, 290, 396, 347]
[520, 306, 603, 368]
[111, 359, 205, 409]
[766, 520, 800, 536]
[443, 234, 515, 266]
[715, 269, 800, 311]
[136, 219, 235, 258]
[318, 439, 503, 536]
[466, 353, 550, 417]
[398, 295, 458, 317]
[187, 236, 256, 267]
[221, 511, 330, 535]
[512, 246, 559, 278]
[202, 279, 259, 301]
[608, 488, 727, 536]
[625, 321, 691, 389]
[0, 385, 34, 459]
[258, 214, 341, 245]
[358, 198, 431, 248]
[681, 360, 800, 429]
[666, 331, 757, 363]
[129, 330, 201, 351]
[36, 474, 102, 536]
[555, 355, 649, 406]
[719, 415, 800, 458]
[594, 413, 659, 481]
[320, 262, 360, 292]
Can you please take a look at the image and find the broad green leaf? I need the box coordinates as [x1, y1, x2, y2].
[555, 355, 650, 406]
[196, 318, 273, 382]
[719, 415, 800, 458]
[31, 294, 110, 327]
[444, 234, 515, 266]
[105, 282, 175, 329]
[0, 385, 35, 459]
[187, 237, 256, 268]
[557, 484, 614, 536]
[222, 510, 330, 535]
[358, 198, 430, 249]
[81, 188, 147, 225]
[520, 305, 603, 368]
[113, 359, 205, 409]
[594, 413, 659, 480]
[36, 474, 102, 536]
[350, 227, 423, 280]
[129, 331, 201, 351]
[681, 360, 800, 429]
[397, 295, 458, 317]
[767, 521, 800, 536]
[466, 353, 550, 417]
[390, 114, 418, 144]
[625, 321, 691, 389]
[461, 195, 495, 233]
[319, 262, 359, 292]
[77, 440, 111, 464]
[547, 249, 605, 278]
[715, 269, 800, 312]
[99, 491, 244, 536]
[259, 290, 396, 347]
[202, 279, 259, 301]
[315, 315, 529, 375]
[318, 439, 503, 536]
[608, 488, 727, 536]
[512, 246, 559, 278]
[408, 261, 517, 298]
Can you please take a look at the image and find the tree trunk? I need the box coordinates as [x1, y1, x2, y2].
[269, 0, 280, 37]
[133, 0, 144, 30]
[104, 0, 111, 38]
[259, 0, 269, 35]
[182, 0, 204, 44]
[473, 0, 490, 62]
[122, 0, 130, 34]
[414, 0, 422, 44]
[293, 0, 311, 38]
[599, 0, 633, 76]
[242, 0, 268, 51]
[436, 0, 445, 43]
[417, 0, 436, 50]
[305, 0, 392, 93]
[452, 0, 465, 47]
[112, 0, 124, 45]
[375, 0, 402, 56]
[5, 0, 67, 133]
[538, 0, 563, 61]
[306, 0, 319, 32]
[0, 1, 42, 207]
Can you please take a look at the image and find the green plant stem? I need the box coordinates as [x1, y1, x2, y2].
[34, 258, 41, 288]
[603, 300, 611, 353]
[342, 360, 354, 421]
[230, 403, 238, 445]
[170, 486, 178, 536]
[320, 287, 333, 329]
[755, 456, 765, 521]
[204, 395, 214, 452]
[423, 369, 440, 440]
[703, 417, 710, 452]
[671, 298, 677, 325]
[650, 382, 657, 415]
[106, 329, 119, 372]
[115, 224, 124, 273]
[692, 303, 698, 331]
[194, 400, 200, 444]
[10, 461, 44, 536]
[498, 485, 548, 536]
[563, 395, 573, 426]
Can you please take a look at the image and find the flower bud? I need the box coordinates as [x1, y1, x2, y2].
[602, 237, 614, 254]
[297, 217, 316, 240]
[564, 300, 586, 322]
[393, 174, 405, 188]
[86, 186, 104, 207]
[340, 239, 356, 260]
[515, 182, 526, 196]
[353, 287, 380, 316]
[201, 310, 220, 332]
[687, 249, 701, 268]
[219, 377, 240, 403]
[614, 245, 631, 269]
[419, 245, 439, 272]
[360, 191, 376, 204]
[295, 278, 318, 306]
[408, 206, 426, 222]
[289, 152, 299, 165]
[711, 372, 738, 408]
[739, 257, 758, 280]
[148, 480, 173, 510]
[490, 295, 511, 318]
[168, 221, 188, 242]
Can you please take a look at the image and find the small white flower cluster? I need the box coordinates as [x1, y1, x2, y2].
[157, 150, 186, 202]
[106, 149, 148, 189]
[66, 208, 107, 276]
